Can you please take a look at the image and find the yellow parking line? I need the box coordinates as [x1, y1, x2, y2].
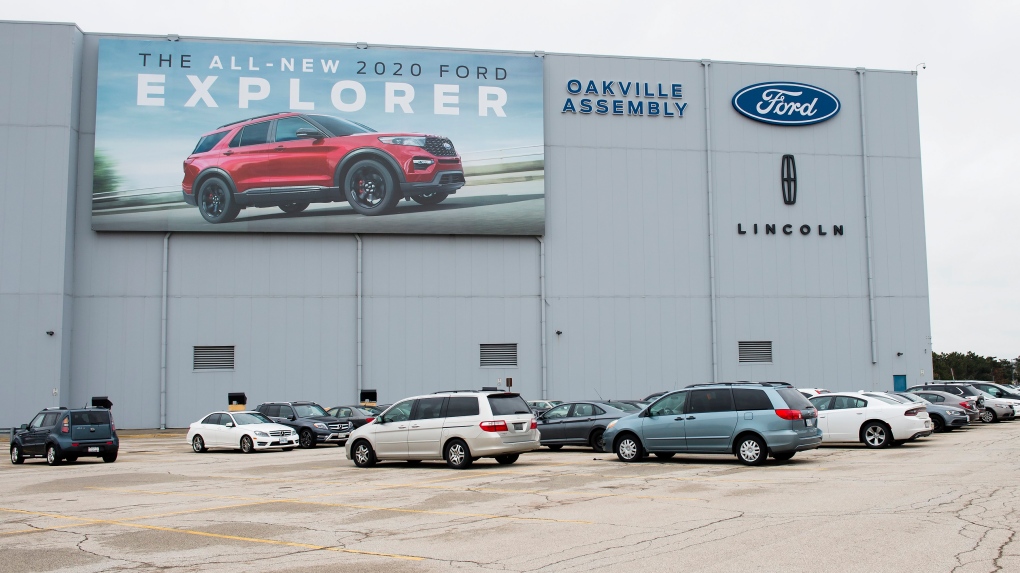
[0, 507, 421, 561]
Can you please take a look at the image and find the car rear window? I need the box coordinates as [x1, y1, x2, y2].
[605, 401, 640, 412]
[954, 386, 980, 397]
[775, 388, 814, 410]
[71, 411, 111, 425]
[446, 397, 480, 417]
[733, 389, 774, 410]
[487, 394, 531, 415]
[193, 131, 229, 154]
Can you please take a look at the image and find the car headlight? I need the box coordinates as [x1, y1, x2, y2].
[313, 423, 327, 430]
[607, 420, 617, 430]
[254, 431, 268, 437]
[379, 136, 426, 147]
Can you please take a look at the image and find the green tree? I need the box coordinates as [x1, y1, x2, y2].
[93, 150, 122, 195]
[933, 351, 1018, 384]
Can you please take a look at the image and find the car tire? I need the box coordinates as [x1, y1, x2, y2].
[46, 444, 61, 466]
[197, 177, 241, 224]
[65, 455, 78, 463]
[614, 434, 643, 463]
[772, 452, 795, 461]
[102, 452, 117, 463]
[735, 435, 767, 466]
[931, 415, 945, 433]
[546, 445, 563, 451]
[192, 435, 207, 453]
[240, 436, 255, 454]
[653, 452, 676, 460]
[344, 159, 400, 215]
[981, 408, 997, 423]
[444, 439, 473, 470]
[351, 440, 376, 468]
[590, 429, 606, 452]
[279, 202, 310, 214]
[10, 445, 24, 465]
[282, 447, 294, 452]
[411, 192, 449, 206]
[495, 454, 519, 465]
[861, 422, 891, 448]
[299, 429, 316, 449]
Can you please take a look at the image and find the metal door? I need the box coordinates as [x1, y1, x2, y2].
[560, 403, 597, 444]
[373, 400, 412, 459]
[640, 392, 688, 452]
[683, 389, 738, 452]
[893, 375, 907, 392]
[537, 404, 571, 442]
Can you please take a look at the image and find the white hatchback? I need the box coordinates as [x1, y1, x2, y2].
[187, 411, 297, 453]
[345, 391, 540, 469]
[809, 392, 931, 448]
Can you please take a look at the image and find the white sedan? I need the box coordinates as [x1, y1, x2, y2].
[808, 392, 932, 448]
[187, 411, 297, 453]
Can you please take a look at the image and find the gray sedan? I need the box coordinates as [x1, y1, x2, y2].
[536, 401, 635, 452]
[890, 392, 970, 432]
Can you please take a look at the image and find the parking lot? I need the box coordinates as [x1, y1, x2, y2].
[3, 423, 1019, 573]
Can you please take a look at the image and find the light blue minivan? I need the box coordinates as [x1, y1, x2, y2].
[602, 383, 822, 465]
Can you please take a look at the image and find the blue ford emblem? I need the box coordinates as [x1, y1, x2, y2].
[732, 82, 840, 126]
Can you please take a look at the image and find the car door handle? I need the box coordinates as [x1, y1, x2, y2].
[674, 417, 685, 421]
[223, 150, 233, 156]
[410, 424, 420, 428]
[397, 425, 407, 429]
[586, 418, 595, 422]
[274, 145, 285, 151]
[686, 416, 696, 420]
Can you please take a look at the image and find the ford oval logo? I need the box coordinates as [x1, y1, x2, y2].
[732, 82, 840, 126]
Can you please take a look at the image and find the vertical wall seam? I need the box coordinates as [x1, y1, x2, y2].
[537, 236, 547, 400]
[857, 68, 878, 365]
[355, 234, 363, 401]
[160, 232, 170, 429]
[702, 60, 719, 383]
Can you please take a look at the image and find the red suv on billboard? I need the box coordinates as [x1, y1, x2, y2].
[182, 112, 465, 223]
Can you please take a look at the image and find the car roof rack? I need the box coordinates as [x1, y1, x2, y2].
[217, 112, 289, 129]
[43, 406, 69, 410]
[685, 381, 793, 388]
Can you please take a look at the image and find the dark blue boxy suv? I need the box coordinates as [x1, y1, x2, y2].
[602, 383, 822, 465]
[10, 407, 119, 465]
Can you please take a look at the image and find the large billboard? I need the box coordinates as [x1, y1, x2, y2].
[93, 38, 544, 234]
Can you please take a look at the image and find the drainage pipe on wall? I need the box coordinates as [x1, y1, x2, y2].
[856, 69, 878, 364]
[702, 60, 719, 383]
[160, 232, 170, 430]
[355, 234, 363, 400]
[536, 236, 547, 400]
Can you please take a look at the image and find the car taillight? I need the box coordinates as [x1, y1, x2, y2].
[366, 417, 375, 424]
[775, 409, 803, 420]
[479, 421, 509, 432]
[961, 401, 972, 409]
[61, 418, 69, 433]
[905, 408, 922, 416]
[530, 418, 537, 430]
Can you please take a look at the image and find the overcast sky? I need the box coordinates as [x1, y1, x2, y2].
[5, 0, 1018, 359]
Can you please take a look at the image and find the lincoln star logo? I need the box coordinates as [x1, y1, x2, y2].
[732, 82, 840, 126]
[781, 155, 797, 205]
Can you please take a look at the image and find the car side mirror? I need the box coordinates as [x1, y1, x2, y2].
[225, 422, 234, 428]
[295, 128, 324, 140]
[19, 423, 28, 430]
[288, 416, 296, 421]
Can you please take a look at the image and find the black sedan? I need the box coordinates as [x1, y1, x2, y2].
[325, 405, 377, 431]
[536, 401, 635, 452]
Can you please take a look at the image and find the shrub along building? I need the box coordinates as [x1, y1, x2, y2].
[0, 21, 932, 428]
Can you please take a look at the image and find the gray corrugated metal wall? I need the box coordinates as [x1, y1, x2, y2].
[0, 23, 933, 428]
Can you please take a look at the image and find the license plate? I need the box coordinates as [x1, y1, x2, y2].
[279, 438, 289, 444]
[805, 418, 816, 427]
[87, 446, 99, 453]
[513, 423, 524, 430]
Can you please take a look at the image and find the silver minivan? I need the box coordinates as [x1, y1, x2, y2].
[345, 391, 540, 469]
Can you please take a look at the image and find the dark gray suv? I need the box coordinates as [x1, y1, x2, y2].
[601, 383, 822, 465]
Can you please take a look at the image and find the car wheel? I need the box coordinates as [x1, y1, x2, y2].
[653, 452, 676, 460]
[495, 454, 519, 465]
[65, 455, 78, 463]
[102, 452, 117, 463]
[862, 422, 891, 448]
[411, 192, 449, 206]
[351, 440, 376, 468]
[192, 435, 207, 453]
[932, 415, 945, 433]
[299, 429, 316, 449]
[344, 160, 399, 215]
[615, 434, 643, 463]
[772, 452, 795, 461]
[444, 439, 473, 470]
[735, 435, 767, 466]
[10, 445, 24, 465]
[240, 436, 255, 454]
[546, 445, 563, 451]
[197, 177, 240, 224]
[590, 429, 605, 452]
[981, 409, 997, 423]
[279, 202, 310, 214]
[46, 444, 61, 466]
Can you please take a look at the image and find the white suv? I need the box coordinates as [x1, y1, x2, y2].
[345, 391, 540, 469]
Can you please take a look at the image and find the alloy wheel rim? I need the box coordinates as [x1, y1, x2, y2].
[866, 426, 885, 446]
[242, 438, 251, 452]
[47, 447, 55, 463]
[740, 440, 761, 461]
[354, 169, 386, 207]
[355, 444, 369, 464]
[193, 437, 202, 451]
[11, 447, 17, 463]
[619, 439, 637, 460]
[982, 410, 993, 422]
[201, 184, 225, 216]
[301, 432, 312, 447]
[449, 444, 465, 465]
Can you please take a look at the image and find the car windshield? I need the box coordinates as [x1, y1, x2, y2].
[232, 413, 271, 425]
[307, 114, 375, 136]
[294, 404, 327, 417]
[605, 401, 641, 412]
